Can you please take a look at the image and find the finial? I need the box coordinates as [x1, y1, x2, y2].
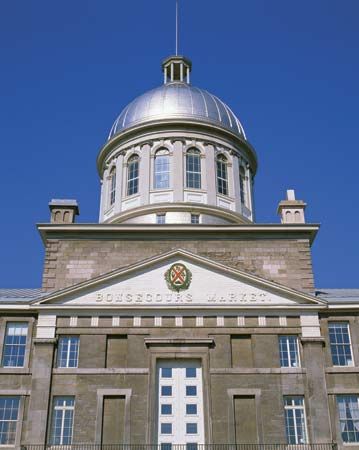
[176, 0, 179, 56]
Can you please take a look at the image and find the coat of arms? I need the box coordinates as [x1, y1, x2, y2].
[165, 263, 192, 292]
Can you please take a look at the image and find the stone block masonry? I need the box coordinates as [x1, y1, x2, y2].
[42, 237, 314, 292]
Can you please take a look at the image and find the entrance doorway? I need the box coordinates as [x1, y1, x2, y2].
[156, 360, 204, 448]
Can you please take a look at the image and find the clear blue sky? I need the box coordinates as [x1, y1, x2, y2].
[0, 0, 358, 289]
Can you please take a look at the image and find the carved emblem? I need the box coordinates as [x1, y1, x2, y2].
[165, 263, 192, 292]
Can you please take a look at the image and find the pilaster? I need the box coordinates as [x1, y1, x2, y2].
[300, 314, 331, 443]
[173, 140, 184, 202]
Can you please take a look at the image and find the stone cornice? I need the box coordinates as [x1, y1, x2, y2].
[37, 222, 320, 245]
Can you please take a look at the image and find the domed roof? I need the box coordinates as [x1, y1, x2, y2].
[108, 82, 246, 141]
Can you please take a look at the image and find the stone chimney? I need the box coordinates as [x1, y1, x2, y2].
[49, 199, 79, 224]
[277, 190, 306, 224]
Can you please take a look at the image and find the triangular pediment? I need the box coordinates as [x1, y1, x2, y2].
[33, 249, 326, 309]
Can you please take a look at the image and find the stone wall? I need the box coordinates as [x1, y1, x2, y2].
[42, 238, 314, 292]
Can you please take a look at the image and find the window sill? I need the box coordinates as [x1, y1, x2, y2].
[210, 367, 307, 374]
[326, 366, 358, 373]
[0, 368, 31, 374]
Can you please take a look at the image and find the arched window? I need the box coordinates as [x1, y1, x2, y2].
[216, 154, 228, 195]
[239, 165, 246, 206]
[186, 148, 201, 189]
[154, 148, 170, 189]
[127, 154, 139, 196]
[109, 167, 116, 206]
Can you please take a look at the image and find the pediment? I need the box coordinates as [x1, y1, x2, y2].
[34, 249, 326, 309]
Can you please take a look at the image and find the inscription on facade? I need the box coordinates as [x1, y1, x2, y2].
[94, 291, 269, 304]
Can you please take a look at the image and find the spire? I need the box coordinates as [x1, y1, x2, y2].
[162, 55, 192, 84]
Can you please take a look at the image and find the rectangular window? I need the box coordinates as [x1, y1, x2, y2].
[279, 336, 300, 367]
[186, 404, 197, 415]
[161, 423, 172, 434]
[329, 322, 353, 366]
[49, 396, 75, 445]
[156, 214, 166, 224]
[186, 423, 198, 434]
[190, 214, 200, 224]
[284, 396, 308, 444]
[161, 367, 172, 378]
[161, 444, 172, 450]
[186, 444, 198, 450]
[57, 336, 79, 368]
[337, 396, 359, 443]
[2, 322, 28, 367]
[161, 404, 172, 415]
[186, 367, 197, 378]
[161, 386, 172, 396]
[0, 397, 20, 445]
[186, 386, 197, 396]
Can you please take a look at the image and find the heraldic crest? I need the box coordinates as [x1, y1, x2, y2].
[165, 263, 192, 292]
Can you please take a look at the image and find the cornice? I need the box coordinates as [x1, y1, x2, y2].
[37, 222, 320, 245]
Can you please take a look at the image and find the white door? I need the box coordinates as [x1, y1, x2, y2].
[157, 360, 204, 449]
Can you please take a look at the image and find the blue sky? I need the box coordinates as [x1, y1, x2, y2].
[0, 0, 358, 288]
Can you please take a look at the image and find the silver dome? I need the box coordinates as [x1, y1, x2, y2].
[108, 82, 246, 140]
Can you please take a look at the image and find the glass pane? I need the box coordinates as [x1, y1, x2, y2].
[161, 386, 172, 396]
[186, 368, 197, 378]
[161, 423, 172, 434]
[186, 386, 197, 396]
[186, 404, 197, 415]
[161, 404, 172, 415]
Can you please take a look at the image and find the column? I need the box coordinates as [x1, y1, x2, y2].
[245, 164, 253, 220]
[173, 140, 184, 202]
[139, 144, 150, 205]
[114, 153, 124, 214]
[205, 144, 216, 206]
[232, 153, 242, 214]
[99, 168, 109, 221]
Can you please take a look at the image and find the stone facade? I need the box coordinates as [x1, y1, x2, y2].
[41, 233, 315, 293]
[0, 303, 359, 447]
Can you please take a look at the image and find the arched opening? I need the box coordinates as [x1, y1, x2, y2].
[109, 167, 116, 206]
[154, 148, 170, 189]
[216, 154, 228, 195]
[186, 148, 201, 189]
[127, 154, 139, 196]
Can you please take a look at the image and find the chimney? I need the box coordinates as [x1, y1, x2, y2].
[277, 190, 306, 224]
[49, 199, 79, 224]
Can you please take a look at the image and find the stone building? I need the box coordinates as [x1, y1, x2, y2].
[0, 54, 358, 449]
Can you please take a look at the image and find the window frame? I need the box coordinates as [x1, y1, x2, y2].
[49, 396, 75, 445]
[279, 335, 301, 368]
[154, 148, 170, 190]
[283, 396, 308, 444]
[156, 214, 166, 225]
[239, 165, 247, 206]
[109, 166, 116, 206]
[0, 396, 22, 446]
[190, 214, 200, 225]
[0, 320, 33, 369]
[216, 154, 229, 196]
[56, 336, 80, 368]
[127, 154, 140, 197]
[336, 395, 359, 443]
[185, 148, 202, 189]
[328, 322, 354, 367]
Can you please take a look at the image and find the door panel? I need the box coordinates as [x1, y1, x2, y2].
[157, 360, 204, 446]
